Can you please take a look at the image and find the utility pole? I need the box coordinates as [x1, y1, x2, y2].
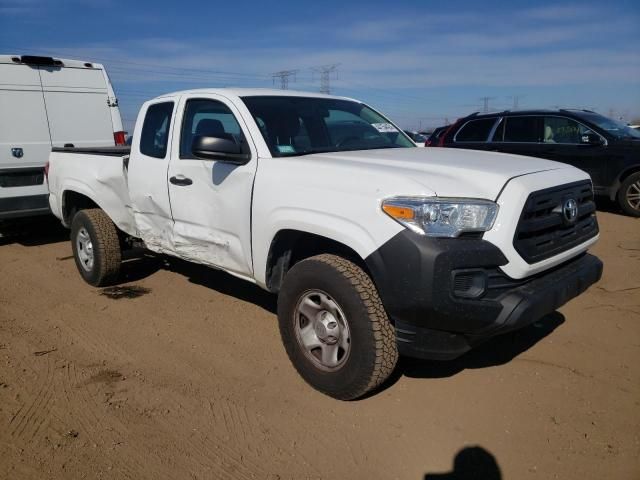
[312, 64, 340, 94]
[272, 69, 298, 90]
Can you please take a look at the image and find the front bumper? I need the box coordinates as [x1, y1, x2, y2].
[365, 231, 603, 360]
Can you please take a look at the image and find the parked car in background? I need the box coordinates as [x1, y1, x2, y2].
[0, 54, 124, 219]
[439, 109, 640, 216]
[425, 125, 449, 146]
[403, 130, 427, 146]
[47, 89, 601, 399]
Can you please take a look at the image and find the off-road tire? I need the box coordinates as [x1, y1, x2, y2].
[70, 209, 122, 286]
[617, 172, 640, 217]
[278, 254, 398, 400]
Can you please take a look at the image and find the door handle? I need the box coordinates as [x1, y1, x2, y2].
[169, 175, 193, 186]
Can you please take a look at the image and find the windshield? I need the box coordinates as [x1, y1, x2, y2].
[241, 96, 415, 157]
[578, 112, 640, 139]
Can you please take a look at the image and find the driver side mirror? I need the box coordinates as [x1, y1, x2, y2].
[581, 133, 605, 146]
[192, 135, 251, 164]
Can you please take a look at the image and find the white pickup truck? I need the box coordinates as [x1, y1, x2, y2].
[47, 89, 603, 399]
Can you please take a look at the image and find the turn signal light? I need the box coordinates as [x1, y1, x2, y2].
[382, 204, 415, 220]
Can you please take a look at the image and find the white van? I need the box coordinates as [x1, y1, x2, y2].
[0, 54, 124, 219]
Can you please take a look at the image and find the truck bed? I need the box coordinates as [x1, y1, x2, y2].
[47, 147, 136, 235]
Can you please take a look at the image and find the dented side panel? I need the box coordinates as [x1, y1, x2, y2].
[164, 93, 259, 277]
[47, 151, 136, 234]
[126, 99, 176, 251]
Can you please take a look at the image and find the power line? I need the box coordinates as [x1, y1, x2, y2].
[105, 65, 268, 84]
[272, 69, 298, 90]
[0, 44, 269, 79]
[331, 85, 456, 116]
[4, 43, 465, 124]
[335, 78, 439, 104]
[2, 43, 455, 111]
[312, 64, 340, 94]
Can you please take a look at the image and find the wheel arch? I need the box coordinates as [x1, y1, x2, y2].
[265, 229, 372, 293]
[610, 165, 640, 200]
[60, 185, 134, 235]
[61, 190, 99, 226]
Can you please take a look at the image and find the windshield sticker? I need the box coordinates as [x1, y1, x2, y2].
[372, 123, 398, 133]
[276, 145, 296, 153]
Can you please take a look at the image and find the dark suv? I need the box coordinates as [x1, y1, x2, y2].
[439, 109, 640, 216]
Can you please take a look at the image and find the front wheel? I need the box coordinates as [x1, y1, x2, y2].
[617, 172, 640, 217]
[277, 254, 398, 400]
[70, 209, 122, 286]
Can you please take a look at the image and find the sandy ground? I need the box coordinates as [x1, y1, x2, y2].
[0, 210, 638, 480]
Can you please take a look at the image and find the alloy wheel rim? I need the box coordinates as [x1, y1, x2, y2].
[626, 180, 640, 211]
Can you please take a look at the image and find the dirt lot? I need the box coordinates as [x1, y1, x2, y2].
[0, 211, 638, 480]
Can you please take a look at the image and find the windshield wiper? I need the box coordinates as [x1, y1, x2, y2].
[277, 148, 335, 157]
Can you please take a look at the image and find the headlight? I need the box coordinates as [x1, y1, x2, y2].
[382, 197, 498, 237]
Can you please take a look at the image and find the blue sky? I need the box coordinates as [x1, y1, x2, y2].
[1, 0, 639, 132]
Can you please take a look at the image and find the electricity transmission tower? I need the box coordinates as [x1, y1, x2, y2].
[312, 64, 340, 94]
[507, 95, 525, 110]
[480, 96, 496, 113]
[272, 69, 298, 90]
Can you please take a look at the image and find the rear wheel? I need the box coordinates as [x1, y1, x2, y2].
[70, 209, 122, 286]
[617, 172, 640, 217]
[278, 254, 398, 400]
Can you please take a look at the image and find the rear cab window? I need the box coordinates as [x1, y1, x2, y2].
[454, 118, 497, 142]
[140, 102, 174, 158]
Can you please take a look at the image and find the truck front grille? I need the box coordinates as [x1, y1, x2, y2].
[514, 180, 598, 264]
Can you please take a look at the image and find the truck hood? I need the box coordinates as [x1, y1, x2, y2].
[296, 147, 568, 200]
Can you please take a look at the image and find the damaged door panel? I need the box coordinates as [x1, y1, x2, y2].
[166, 95, 257, 276]
[126, 100, 175, 252]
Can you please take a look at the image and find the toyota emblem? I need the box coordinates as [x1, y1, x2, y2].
[563, 198, 578, 223]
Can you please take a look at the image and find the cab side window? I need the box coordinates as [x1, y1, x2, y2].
[180, 99, 246, 159]
[543, 116, 593, 144]
[140, 102, 174, 158]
